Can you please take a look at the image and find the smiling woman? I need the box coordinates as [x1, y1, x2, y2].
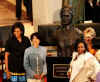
[5, 22, 31, 82]
[24, 32, 47, 82]
[68, 39, 100, 82]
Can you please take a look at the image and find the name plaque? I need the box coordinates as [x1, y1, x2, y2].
[53, 64, 69, 78]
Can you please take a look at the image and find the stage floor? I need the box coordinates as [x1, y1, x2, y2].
[0, 0, 30, 26]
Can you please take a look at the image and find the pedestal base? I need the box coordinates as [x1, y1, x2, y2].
[46, 57, 71, 82]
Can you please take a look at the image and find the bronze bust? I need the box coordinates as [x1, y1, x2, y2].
[55, 6, 82, 57]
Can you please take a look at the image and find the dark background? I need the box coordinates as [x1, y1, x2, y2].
[0, 26, 11, 47]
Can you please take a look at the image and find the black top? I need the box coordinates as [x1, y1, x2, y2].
[5, 36, 31, 73]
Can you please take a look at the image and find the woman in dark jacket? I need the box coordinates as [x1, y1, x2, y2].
[5, 22, 31, 82]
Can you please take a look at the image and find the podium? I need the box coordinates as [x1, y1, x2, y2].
[46, 57, 72, 82]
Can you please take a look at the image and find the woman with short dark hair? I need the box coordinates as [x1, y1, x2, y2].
[24, 32, 47, 82]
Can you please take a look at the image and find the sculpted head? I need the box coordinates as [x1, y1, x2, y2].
[60, 5, 73, 26]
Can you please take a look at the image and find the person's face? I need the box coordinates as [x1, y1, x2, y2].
[84, 36, 92, 44]
[13, 27, 22, 38]
[77, 42, 85, 54]
[61, 8, 72, 25]
[32, 36, 40, 46]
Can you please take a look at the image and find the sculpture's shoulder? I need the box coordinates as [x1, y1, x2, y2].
[74, 27, 82, 34]
[56, 26, 64, 35]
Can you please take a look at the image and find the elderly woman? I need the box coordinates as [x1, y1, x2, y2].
[83, 27, 96, 55]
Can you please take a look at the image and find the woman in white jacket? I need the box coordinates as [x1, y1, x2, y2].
[68, 40, 100, 82]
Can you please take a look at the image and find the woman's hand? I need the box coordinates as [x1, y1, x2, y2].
[67, 72, 71, 79]
[34, 74, 41, 79]
[5, 52, 11, 79]
[6, 71, 11, 79]
[34, 73, 46, 79]
[40, 73, 45, 79]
